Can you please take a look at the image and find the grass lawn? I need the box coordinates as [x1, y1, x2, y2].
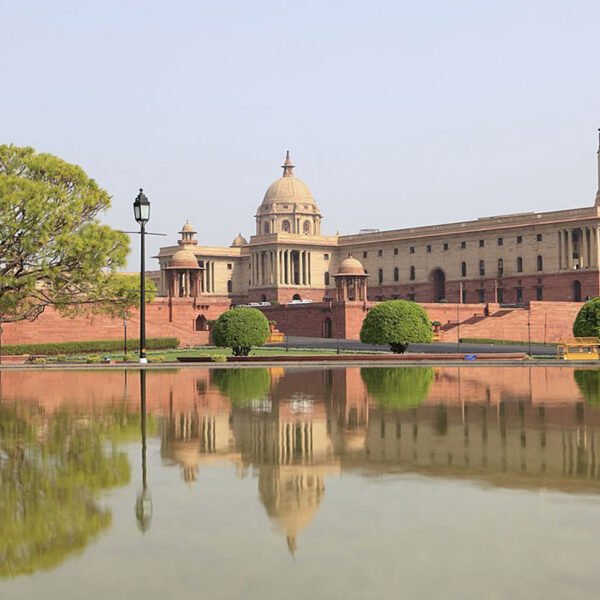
[42, 345, 388, 364]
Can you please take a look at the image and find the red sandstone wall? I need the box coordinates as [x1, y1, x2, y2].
[1, 297, 231, 347]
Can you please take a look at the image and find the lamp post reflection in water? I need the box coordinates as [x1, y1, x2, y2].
[135, 369, 153, 532]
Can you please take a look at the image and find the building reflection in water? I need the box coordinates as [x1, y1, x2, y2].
[157, 366, 600, 553]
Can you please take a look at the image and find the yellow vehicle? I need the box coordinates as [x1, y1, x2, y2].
[557, 337, 600, 361]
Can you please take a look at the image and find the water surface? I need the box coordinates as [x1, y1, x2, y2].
[2, 366, 600, 599]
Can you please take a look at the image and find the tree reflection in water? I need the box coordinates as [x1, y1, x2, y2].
[0, 402, 135, 578]
[360, 367, 434, 409]
[211, 368, 271, 406]
[574, 369, 600, 405]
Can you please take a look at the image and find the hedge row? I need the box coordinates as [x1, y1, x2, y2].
[1, 338, 180, 356]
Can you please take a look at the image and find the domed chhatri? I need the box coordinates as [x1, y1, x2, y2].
[168, 247, 201, 270]
[231, 232, 248, 247]
[255, 151, 323, 237]
[336, 255, 366, 276]
[178, 220, 198, 246]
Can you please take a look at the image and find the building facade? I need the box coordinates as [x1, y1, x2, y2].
[156, 139, 600, 306]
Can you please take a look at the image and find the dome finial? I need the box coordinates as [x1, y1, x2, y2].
[282, 150, 295, 177]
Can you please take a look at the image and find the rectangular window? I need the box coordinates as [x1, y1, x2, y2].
[363, 251, 368, 258]
[409, 247, 415, 254]
[461, 241, 466, 249]
[537, 233, 543, 242]
[227, 263, 232, 270]
[478, 289, 485, 303]
[426, 245, 431, 253]
[516, 287, 523, 303]
[498, 238, 503, 246]
[324, 253, 329, 260]
[517, 236, 523, 244]
[408, 293, 415, 302]
[394, 248, 398, 255]
[443, 243, 449, 251]
[497, 288, 504, 303]
[479, 240, 485, 248]
[378, 249, 383, 257]
[536, 287, 543, 301]
[461, 289, 467, 304]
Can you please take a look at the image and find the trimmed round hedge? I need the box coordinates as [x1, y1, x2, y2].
[573, 297, 600, 338]
[360, 300, 433, 353]
[212, 307, 270, 356]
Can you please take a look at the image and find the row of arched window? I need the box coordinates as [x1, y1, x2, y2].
[371, 256, 545, 286]
[263, 220, 313, 234]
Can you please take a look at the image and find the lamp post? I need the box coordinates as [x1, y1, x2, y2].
[133, 189, 150, 364]
[123, 316, 128, 361]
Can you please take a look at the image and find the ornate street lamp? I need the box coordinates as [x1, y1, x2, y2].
[133, 189, 150, 364]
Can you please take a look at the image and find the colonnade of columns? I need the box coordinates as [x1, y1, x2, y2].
[250, 249, 312, 287]
[558, 226, 600, 270]
[166, 270, 202, 298]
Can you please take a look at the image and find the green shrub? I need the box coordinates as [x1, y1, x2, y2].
[573, 298, 600, 337]
[361, 367, 434, 409]
[211, 354, 228, 363]
[31, 357, 47, 365]
[1, 338, 179, 356]
[54, 354, 68, 363]
[86, 355, 102, 364]
[360, 300, 433, 353]
[212, 308, 270, 356]
[148, 355, 166, 363]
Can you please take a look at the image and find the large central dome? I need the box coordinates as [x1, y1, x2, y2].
[260, 151, 316, 206]
[255, 151, 323, 237]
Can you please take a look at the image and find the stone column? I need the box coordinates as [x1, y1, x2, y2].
[566, 229, 573, 270]
[592, 226, 599, 268]
[582, 228, 588, 269]
[308, 252, 312, 285]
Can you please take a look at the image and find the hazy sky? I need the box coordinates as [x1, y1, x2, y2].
[2, 1, 600, 269]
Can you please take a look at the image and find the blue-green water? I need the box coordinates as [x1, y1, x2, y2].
[2, 366, 600, 599]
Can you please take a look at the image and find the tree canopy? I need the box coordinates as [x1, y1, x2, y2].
[573, 297, 600, 338]
[360, 300, 433, 353]
[212, 307, 270, 356]
[0, 145, 134, 322]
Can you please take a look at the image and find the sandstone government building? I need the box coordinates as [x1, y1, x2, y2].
[6, 136, 600, 347]
[157, 139, 600, 307]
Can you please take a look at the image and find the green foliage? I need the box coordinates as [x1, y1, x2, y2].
[0, 145, 139, 323]
[148, 355, 166, 363]
[99, 273, 157, 319]
[1, 337, 179, 356]
[211, 354, 228, 362]
[86, 354, 101, 364]
[573, 298, 600, 337]
[360, 300, 433, 353]
[0, 404, 132, 577]
[361, 367, 434, 409]
[211, 368, 271, 405]
[574, 369, 600, 405]
[212, 307, 270, 356]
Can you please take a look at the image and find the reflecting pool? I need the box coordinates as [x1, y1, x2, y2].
[2, 366, 600, 599]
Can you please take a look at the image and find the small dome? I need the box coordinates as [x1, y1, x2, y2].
[336, 256, 366, 276]
[181, 220, 195, 233]
[168, 248, 200, 269]
[231, 233, 248, 247]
